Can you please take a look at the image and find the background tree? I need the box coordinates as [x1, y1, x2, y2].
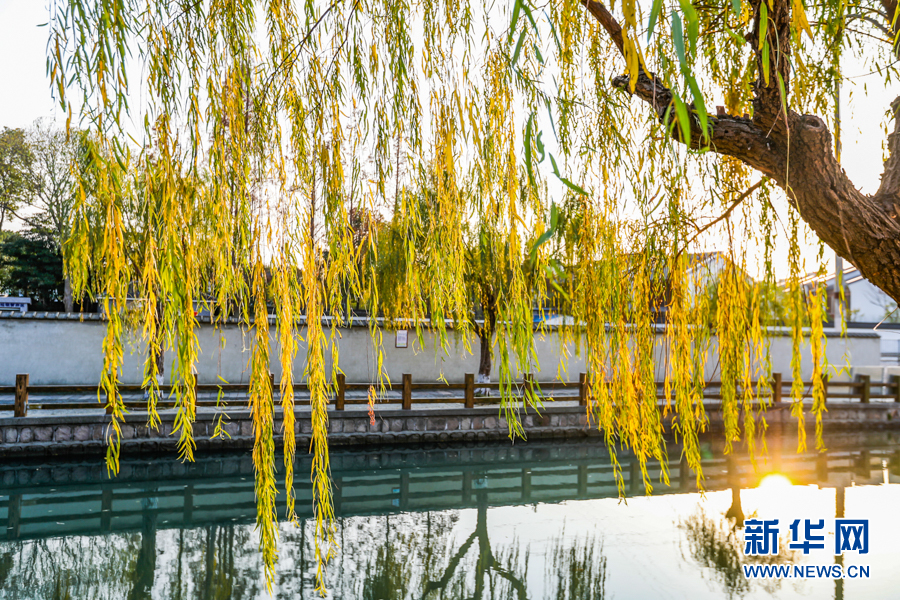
[466, 224, 502, 390]
[0, 227, 64, 309]
[11, 120, 81, 311]
[0, 128, 35, 233]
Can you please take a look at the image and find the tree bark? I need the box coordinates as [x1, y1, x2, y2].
[127, 495, 158, 600]
[478, 328, 492, 382]
[477, 290, 497, 388]
[63, 275, 73, 313]
[152, 299, 165, 383]
[582, 0, 900, 304]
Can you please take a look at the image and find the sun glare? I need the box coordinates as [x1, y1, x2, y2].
[758, 473, 793, 490]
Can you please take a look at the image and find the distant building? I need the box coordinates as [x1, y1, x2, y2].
[0, 297, 31, 314]
[650, 251, 749, 322]
[97, 296, 216, 318]
[799, 261, 900, 364]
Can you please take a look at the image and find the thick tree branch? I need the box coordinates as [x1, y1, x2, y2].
[582, 0, 624, 54]
[581, 0, 900, 305]
[879, 0, 900, 54]
[876, 97, 900, 205]
[749, 0, 792, 130]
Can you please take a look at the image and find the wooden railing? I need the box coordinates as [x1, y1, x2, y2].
[2, 372, 899, 417]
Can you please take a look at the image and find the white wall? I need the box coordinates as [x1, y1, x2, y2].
[849, 276, 895, 322]
[0, 317, 882, 386]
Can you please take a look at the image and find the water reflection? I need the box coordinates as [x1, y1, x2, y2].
[1, 431, 899, 599]
[679, 506, 799, 600]
[545, 532, 606, 600]
[420, 491, 527, 599]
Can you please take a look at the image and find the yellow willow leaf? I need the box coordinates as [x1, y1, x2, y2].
[623, 34, 640, 93]
[49, 3, 856, 594]
[623, 0, 637, 27]
[792, 0, 814, 40]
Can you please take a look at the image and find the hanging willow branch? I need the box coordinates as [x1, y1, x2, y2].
[45, 0, 900, 592]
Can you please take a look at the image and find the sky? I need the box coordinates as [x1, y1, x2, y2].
[0, 0, 896, 276]
[0, 2, 60, 129]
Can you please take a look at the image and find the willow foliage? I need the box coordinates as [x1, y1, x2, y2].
[46, 0, 896, 591]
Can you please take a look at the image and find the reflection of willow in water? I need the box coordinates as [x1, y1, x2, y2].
[0, 502, 606, 600]
[678, 503, 799, 600]
[0, 535, 141, 600]
[0, 504, 606, 600]
[359, 519, 414, 600]
[418, 491, 528, 600]
[356, 492, 606, 600]
[546, 533, 606, 600]
[0, 525, 260, 600]
[4, 440, 894, 598]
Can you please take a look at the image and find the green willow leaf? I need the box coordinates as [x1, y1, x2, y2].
[525, 112, 536, 192]
[685, 73, 709, 142]
[647, 0, 665, 42]
[677, 0, 699, 57]
[511, 29, 527, 65]
[777, 71, 788, 113]
[508, 0, 522, 44]
[759, 2, 768, 47]
[535, 130, 545, 161]
[559, 176, 589, 195]
[672, 91, 692, 144]
[671, 11, 686, 67]
[549, 153, 588, 195]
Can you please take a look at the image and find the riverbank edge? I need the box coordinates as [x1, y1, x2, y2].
[2, 402, 899, 459]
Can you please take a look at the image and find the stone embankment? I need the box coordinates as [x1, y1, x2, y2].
[2, 401, 900, 459]
[0, 405, 592, 458]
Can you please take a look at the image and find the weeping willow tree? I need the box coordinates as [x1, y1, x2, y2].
[46, 0, 900, 592]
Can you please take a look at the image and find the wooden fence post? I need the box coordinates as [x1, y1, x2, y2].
[462, 471, 472, 503]
[857, 450, 871, 477]
[772, 372, 782, 405]
[578, 373, 588, 406]
[100, 489, 113, 531]
[816, 452, 829, 482]
[857, 374, 871, 404]
[336, 373, 346, 411]
[464, 373, 474, 409]
[14, 374, 28, 418]
[892, 375, 900, 403]
[183, 484, 194, 524]
[399, 472, 410, 510]
[577, 464, 588, 496]
[6, 494, 21, 540]
[333, 476, 343, 516]
[630, 460, 640, 495]
[521, 468, 532, 500]
[680, 456, 690, 491]
[402, 373, 412, 410]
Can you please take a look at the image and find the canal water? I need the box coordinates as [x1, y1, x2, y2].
[2, 430, 900, 599]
